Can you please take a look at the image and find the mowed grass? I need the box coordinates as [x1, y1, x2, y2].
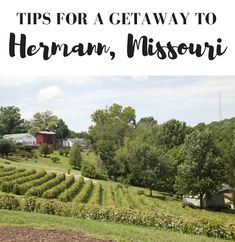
[0, 209, 229, 242]
[0, 149, 99, 175]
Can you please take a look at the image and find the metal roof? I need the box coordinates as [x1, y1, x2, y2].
[3, 133, 33, 139]
[36, 131, 56, 135]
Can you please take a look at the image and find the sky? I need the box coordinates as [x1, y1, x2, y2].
[0, 76, 234, 132]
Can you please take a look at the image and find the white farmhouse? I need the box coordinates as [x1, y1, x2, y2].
[3, 133, 36, 147]
[62, 138, 86, 148]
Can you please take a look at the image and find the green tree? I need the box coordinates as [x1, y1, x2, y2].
[69, 143, 82, 169]
[174, 129, 225, 208]
[40, 143, 53, 157]
[89, 103, 136, 149]
[81, 162, 97, 179]
[128, 142, 170, 196]
[153, 119, 189, 150]
[98, 140, 119, 179]
[0, 139, 15, 158]
[54, 119, 69, 139]
[137, 117, 157, 127]
[0, 106, 28, 135]
[29, 110, 58, 134]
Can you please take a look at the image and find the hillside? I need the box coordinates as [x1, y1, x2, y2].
[0, 165, 234, 241]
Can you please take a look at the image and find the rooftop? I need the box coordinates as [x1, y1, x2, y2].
[3, 133, 32, 139]
[36, 131, 56, 135]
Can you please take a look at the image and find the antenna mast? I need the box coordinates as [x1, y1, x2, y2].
[218, 91, 222, 121]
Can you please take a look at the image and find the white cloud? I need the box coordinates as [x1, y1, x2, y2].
[0, 76, 45, 87]
[1, 76, 235, 131]
[37, 86, 65, 103]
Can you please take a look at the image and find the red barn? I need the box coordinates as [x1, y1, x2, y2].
[35, 131, 56, 149]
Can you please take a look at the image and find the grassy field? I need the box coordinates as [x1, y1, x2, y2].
[0, 165, 234, 226]
[0, 149, 99, 175]
[0, 209, 230, 242]
[0, 160, 234, 241]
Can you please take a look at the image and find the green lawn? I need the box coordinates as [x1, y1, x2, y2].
[0, 150, 100, 175]
[0, 209, 229, 242]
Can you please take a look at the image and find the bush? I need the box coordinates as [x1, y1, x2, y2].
[81, 163, 96, 179]
[74, 180, 93, 203]
[13, 173, 56, 195]
[95, 173, 108, 180]
[51, 157, 60, 163]
[59, 148, 64, 156]
[58, 176, 84, 202]
[64, 148, 70, 157]
[104, 185, 115, 207]
[0, 167, 17, 178]
[88, 183, 102, 205]
[2, 170, 44, 193]
[26, 174, 65, 197]
[0, 193, 234, 240]
[0, 169, 34, 187]
[40, 144, 53, 157]
[42, 175, 75, 199]
[81, 162, 107, 180]
[69, 143, 82, 169]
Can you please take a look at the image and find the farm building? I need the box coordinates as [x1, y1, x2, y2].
[3, 133, 36, 147]
[62, 138, 86, 148]
[35, 131, 56, 149]
[183, 184, 234, 209]
[205, 184, 234, 209]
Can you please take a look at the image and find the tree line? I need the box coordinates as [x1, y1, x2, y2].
[88, 103, 235, 208]
[0, 106, 81, 139]
[0, 104, 234, 208]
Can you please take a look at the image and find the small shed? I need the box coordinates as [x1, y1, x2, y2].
[3, 133, 36, 147]
[183, 184, 233, 210]
[206, 184, 233, 209]
[35, 131, 56, 149]
[63, 138, 86, 148]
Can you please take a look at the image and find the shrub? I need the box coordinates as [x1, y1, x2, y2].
[2, 170, 44, 193]
[51, 157, 60, 163]
[0, 193, 234, 240]
[69, 143, 82, 169]
[0, 169, 34, 186]
[42, 175, 75, 199]
[59, 148, 64, 156]
[26, 174, 65, 197]
[13, 173, 56, 195]
[88, 183, 102, 205]
[0, 167, 17, 178]
[81, 163, 96, 179]
[58, 176, 84, 202]
[126, 190, 145, 210]
[95, 173, 108, 180]
[74, 180, 93, 203]
[104, 185, 116, 207]
[40, 144, 53, 157]
[115, 187, 129, 208]
[0, 193, 20, 210]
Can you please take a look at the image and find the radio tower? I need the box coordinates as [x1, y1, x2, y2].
[218, 91, 222, 121]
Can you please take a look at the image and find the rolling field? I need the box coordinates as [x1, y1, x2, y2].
[0, 149, 99, 175]
[0, 165, 234, 240]
[0, 209, 230, 242]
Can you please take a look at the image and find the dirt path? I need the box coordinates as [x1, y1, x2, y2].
[0, 227, 112, 242]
